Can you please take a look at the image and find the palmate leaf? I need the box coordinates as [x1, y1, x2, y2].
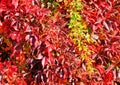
[82, 0, 120, 84]
[0, 0, 85, 84]
[0, 0, 119, 84]
[68, 0, 95, 74]
[12, 0, 19, 8]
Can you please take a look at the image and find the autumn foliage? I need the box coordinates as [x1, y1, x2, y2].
[0, 0, 120, 84]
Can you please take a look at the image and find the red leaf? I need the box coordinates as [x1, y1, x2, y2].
[90, 82, 99, 85]
[12, 0, 19, 9]
[42, 57, 47, 68]
[0, 0, 14, 11]
[9, 32, 17, 40]
[40, 8, 51, 16]
[95, 65, 105, 75]
[106, 64, 115, 74]
[37, 53, 43, 59]
[104, 71, 114, 82]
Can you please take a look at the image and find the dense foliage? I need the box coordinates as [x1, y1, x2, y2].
[0, 0, 119, 84]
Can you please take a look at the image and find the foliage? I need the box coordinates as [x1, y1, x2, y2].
[81, 0, 120, 84]
[0, 0, 81, 84]
[68, 0, 95, 74]
[0, 0, 120, 84]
